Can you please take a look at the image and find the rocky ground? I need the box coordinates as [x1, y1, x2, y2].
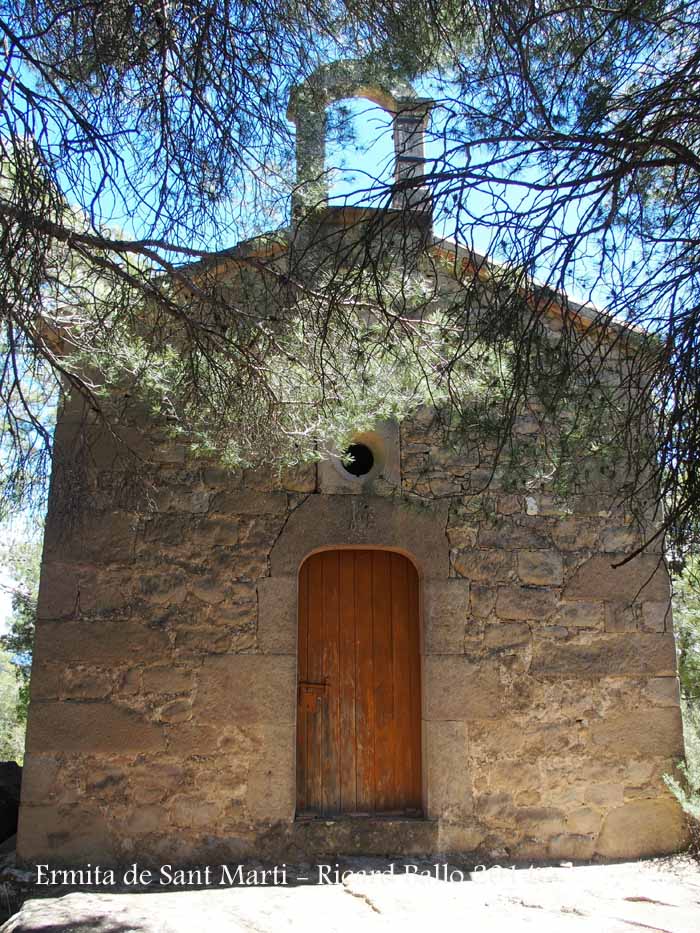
[1, 855, 699, 932]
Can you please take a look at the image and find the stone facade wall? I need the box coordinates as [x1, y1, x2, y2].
[16, 376, 687, 866]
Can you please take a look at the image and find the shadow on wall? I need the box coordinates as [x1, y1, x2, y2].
[0, 763, 21, 844]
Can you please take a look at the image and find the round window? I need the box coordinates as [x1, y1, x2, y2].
[342, 442, 374, 477]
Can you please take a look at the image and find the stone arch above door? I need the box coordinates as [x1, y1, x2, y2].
[258, 494, 456, 660]
[270, 494, 448, 580]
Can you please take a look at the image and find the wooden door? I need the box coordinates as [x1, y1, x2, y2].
[296, 549, 422, 817]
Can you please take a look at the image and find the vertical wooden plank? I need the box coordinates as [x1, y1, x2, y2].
[390, 552, 411, 812]
[338, 551, 357, 813]
[406, 559, 422, 810]
[296, 560, 309, 813]
[354, 550, 375, 812]
[372, 550, 395, 812]
[306, 553, 324, 813]
[321, 551, 341, 815]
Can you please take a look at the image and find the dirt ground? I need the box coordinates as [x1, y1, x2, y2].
[1, 855, 699, 932]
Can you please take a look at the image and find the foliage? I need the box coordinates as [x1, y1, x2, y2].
[672, 557, 700, 703]
[0, 647, 25, 762]
[665, 559, 700, 850]
[0, 1, 699, 556]
[665, 700, 700, 852]
[0, 532, 42, 724]
[420, 0, 700, 554]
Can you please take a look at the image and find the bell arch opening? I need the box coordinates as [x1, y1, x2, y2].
[287, 59, 433, 216]
[325, 98, 395, 208]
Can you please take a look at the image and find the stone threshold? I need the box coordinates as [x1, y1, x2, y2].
[287, 817, 440, 858]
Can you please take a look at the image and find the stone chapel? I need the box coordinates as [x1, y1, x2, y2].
[16, 62, 687, 865]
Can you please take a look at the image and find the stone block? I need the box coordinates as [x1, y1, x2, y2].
[531, 634, 677, 677]
[36, 563, 79, 621]
[595, 798, 688, 858]
[475, 791, 514, 822]
[152, 487, 211, 513]
[270, 495, 449, 580]
[555, 600, 604, 630]
[425, 721, 473, 823]
[645, 677, 681, 707]
[193, 654, 296, 723]
[173, 627, 239, 656]
[143, 666, 193, 695]
[424, 579, 470, 654]
[584, 783, 624, 808]
[497, 495, 521, 515]
[157, 699, 193, 723]
[424, 657, 504, 720]
[478, 518, 551, 549]
[210, 490, 288, 515]
[641, 601, 671, 633]
[564, 553, 670, 602]
[453, 548, 513, 582]
[34, 621, 170, 665]
[77, 567, 135, 615]
[20, 754, 62, 805]
[118, 669, 141, 695]
[482, 622, 530, 650]
[213, 602, 259, 633]
[514, 806, 567, 838]
[138, 568, 189, 605]
[447, 524, 478, 549]
[526, 494, 569, 517]
[196, 515, 242, 546]
[125, 805, 165, 835]
[139, 513, 193, 547]
[85, 767, 127, 796]
[153, 444, 187, 464]
[495, 586, 558, 621]
[551, 517, 599, 551]
[230, 631, 257, 652]
[189, 569, 236, 605]
[548, 833, 596, 860]
[257, 576, 297, 654]
[600, 526, 640, 552]
[437, 824, 485, 854]
[246, 723, 296, 822]
[171, 795, 222, 829]
[17, 803, 116, 862]
[517, 550, 563, 585]
[26, 701, 165, 753]
[591, 708, 684, 758]
[43, 510, 138, 563]
[63, 667, 112, 699]
[28, 663, 62, 700]
[280, 464, 317, 493]
[488, 760, 540, 796]
[470, 585, 497, 619]
[604, 602, 637, 633]
[468, 721, 535, 762]
[425, 720, 472, 820]
[566, 806, 602, 835]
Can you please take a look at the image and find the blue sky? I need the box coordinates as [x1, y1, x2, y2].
[0, 77, 647, 623]
[324, 95, 615, 312]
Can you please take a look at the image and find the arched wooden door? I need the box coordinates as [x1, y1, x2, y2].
[296, 549, 422, 817]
